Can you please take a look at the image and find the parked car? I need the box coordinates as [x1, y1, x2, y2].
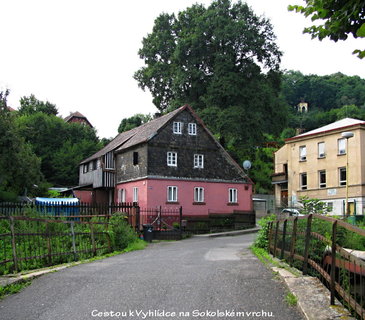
[281, 208, 304, 216]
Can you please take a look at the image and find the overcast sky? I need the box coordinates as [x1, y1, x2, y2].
[1, 0, 364, 139]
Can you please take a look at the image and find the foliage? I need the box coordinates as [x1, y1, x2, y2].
[109, 213, 139, 250]
[298, 196, 329, 215]
[282, 71, 365, 111]
[14, 106, 102, 186]
[118, 113, 152, 133]
[253, 214, 276, 249]
[285, 292, 298, 306]
[135, 0, 287, 155]
[0, 280, 31, 300]
[0, 91, 43, 199]
[288, 0, 365, 58]
[18, 94, 58, 116]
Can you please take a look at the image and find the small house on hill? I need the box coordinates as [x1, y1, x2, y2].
[77, 105, 253, 217]
[64, 111, 93, 128]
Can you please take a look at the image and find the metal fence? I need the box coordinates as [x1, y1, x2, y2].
[268, 214, 365, 320]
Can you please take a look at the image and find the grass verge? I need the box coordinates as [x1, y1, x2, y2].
[0, 280, 32, 300]
[285, 292, 298, 306]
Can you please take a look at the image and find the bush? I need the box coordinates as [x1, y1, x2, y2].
[253, 214, 276, 249]
[109, 213, 139, 250]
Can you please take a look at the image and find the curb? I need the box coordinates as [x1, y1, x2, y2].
[272, 266, 354, 320]
[192, 227, 260, 238]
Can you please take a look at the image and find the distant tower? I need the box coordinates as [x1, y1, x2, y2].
[297, 102, 308, 113]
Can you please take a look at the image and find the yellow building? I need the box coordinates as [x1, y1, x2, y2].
[273, 118, 365, 215]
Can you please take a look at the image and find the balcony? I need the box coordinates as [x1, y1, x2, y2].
[271, 172, 288, 185]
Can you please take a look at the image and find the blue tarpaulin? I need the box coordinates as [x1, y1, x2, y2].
[35, 197, 80, 217]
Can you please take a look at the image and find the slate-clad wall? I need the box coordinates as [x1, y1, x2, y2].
[116, 144, 148, 183]
[147, 109, 245, 182]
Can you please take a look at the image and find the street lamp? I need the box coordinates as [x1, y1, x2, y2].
[341, 131, 354, 217]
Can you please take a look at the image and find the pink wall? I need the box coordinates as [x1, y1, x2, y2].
[115, 178, 252, 216]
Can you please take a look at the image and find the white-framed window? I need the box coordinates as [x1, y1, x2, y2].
[119, 189, 126, 203]
[133, 187, 138, 202]
[339, 167, 346, 186]
[194, 154, 204, 168]
[228, 188, 238, 203]
[194, 187, 204, 203]
[167, 152, 177, 167]
[299, 146, 307, 161]
[319, 170, 326, 188]
[167, 186, 178, 202]
[338, 138, 346, 155]
[83, 163, 88, 173]
[188, 123, 197, 135]
[318, 142, 325, 158]
[300, 173, 307, 190]
[173, 122, 182, 134]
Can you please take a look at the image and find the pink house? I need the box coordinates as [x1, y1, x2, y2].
[78, 105, 253, 217]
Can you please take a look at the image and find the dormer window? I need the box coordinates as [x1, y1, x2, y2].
[188, 123, 197, 135]
[173, 122, 182, 134]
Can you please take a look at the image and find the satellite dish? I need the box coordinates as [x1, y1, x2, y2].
[243, 160, 251, 170]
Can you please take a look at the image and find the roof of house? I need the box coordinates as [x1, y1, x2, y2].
[64, 111, 87, 121]
[64, 111, 93, 128]
[80, 106, 183, 164]
[288, 118, 365, 141]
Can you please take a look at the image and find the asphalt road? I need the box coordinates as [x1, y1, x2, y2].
[0, 234, 303, 320]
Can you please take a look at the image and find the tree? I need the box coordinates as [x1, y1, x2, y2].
[0, 91, 43, 200]
[118, 114, 152, 133]
[135, 0, 287, 157]
[18, 94, 58, 116]
[15, 111, 102, 186]
[288, 1, 365, 58]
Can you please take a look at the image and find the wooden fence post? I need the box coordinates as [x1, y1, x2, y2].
[303, 214, 313, 275]
[267, 222, 273, 254]
[70, 222, 77, 261]
[289, 217, 298, 265]
[273, 221, 279, 258]
[280, 219, 287, 260]
[9, 216, 18, 272]
[46, 222, 52, 266]
[330, 220, 337, 305]
[90, 222, 96, 256]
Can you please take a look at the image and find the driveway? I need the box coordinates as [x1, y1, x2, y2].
[0, 234, 303, 320]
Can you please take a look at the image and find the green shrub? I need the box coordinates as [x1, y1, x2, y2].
[253, 214, 276, 249]
[109, 213, 139, 250]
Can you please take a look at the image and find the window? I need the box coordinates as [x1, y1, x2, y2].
[167, 152, 177, 167]
[173, 122, 182, 134]
[118, 189, 126, 203]
[133, 187, 138, 202]
[167, 186, 178, 202]
[319, 170, 326, 188]
[299, 146, 307, 161]
[300, 173, 307, 190]
[229, 188, 238, 203]
[194, 154, 204, 168]
[318, 142, 325, 158]
[83, 163, 88, 173]
[327, 202, 333, 212]
[339, 167, 346, 186]
[338, 138, 346, 155]
[194, 187, 204, 203]
[188, 123, 197, 135]
[133, 152, 139, 165]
